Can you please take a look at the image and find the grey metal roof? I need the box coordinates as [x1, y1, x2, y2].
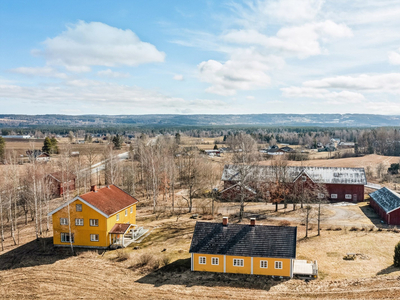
[369, 187, 400, 213]
[221, 164, 367, 185]
[189, 222, 297, 259]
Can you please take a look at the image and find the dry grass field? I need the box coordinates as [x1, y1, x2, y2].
[1, 204, 400, 300]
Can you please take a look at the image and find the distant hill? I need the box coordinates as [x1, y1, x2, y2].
[1, 114, 400, 128]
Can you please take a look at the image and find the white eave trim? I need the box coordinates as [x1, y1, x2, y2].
[47, 196, 109, 218]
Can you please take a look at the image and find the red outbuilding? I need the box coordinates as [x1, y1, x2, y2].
[221, 165, 366, 203]
[46, 171, 76, 197]
[369, 187, 400, 225]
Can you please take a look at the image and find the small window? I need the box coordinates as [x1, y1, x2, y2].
[76, 204, 82, 212]
[75, 218, 84, 226]
[89, 219, 98, 227]
[211, 257, 219, 265]
[260, 260, 268, 268]
[331, 194, 338, 199]
[90, 234, 99, 242]
[275, 261, 283, 269]
[125, 209, 128, 216]
[130, 207, 133, 214]
[233, 258, 244, 267]
[61, 233, 74, 243]
[199, 256, 206, 264]
[302, 176, 307, 182]
[60, 218, 68, 225]
[345, 194, 352, 199]
[116, 214, 119, 221]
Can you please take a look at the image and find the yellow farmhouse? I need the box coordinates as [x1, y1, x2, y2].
[49, 185, 138, 249]
[189, 217, 297, 278]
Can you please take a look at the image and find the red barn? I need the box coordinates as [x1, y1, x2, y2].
[221, 165, 366, 203]
[369, 187, 400, 225]
[46, 171, 76, 197]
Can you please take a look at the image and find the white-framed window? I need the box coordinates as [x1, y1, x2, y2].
[76, 204, 82, 212]
[331, 194, 338, 199]
[60, 218, 68, 225]
[302, 176, 307, 182]
[211, 257, 219, 265]
[199, 256, 206, 264]
[345, 194, 352, 199]
[116, 214, 119, 221]
[130, 207, 133, 214]
[260, 260, 268, 268]
[61, 233, 74, 243]
[75, 218, 84, 226]
[275, 261, 283, 269]
[89, 219, 98, 227]
[233, 258, 244, 267]
[90, 234, 99, 242]
[125, 209, 128, 216]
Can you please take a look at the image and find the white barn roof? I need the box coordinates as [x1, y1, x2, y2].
[221, 164, 367, 185]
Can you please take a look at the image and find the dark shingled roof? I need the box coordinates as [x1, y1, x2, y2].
[369, 187, 400, 213]
[221, 164, 367, 185]
[189, 222, 297, 259]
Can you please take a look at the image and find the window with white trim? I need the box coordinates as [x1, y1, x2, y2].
[116, 214, 119, 221]
[275, 261, 283, 269]
[125, 209, 128, 216]
[345, 194, 352, 199]
[199, 256, 206, 264]
[90, 234, 99, 242]
[331, 194, 338, 199]
[233, 258, 244, 267]
[61, 233, 74, 243]
[130, 207, 133, 213]
[302, 176, 307, 182]
[76, 204, 82, 212]
[260, 260, 268, 268]
[60, 218, 68, 225]
[211, 257, 219, 265]
[75, 218, 84, 226]
[89, 219, 98, 226]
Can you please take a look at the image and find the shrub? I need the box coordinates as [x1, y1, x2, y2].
[333, 227, 342, 231]
[349, 226, 358, 231]
[136, 253, 154, 267]
[394, 241, 400, 267]
[161, 255, 171, 267]
[278, 220, 291, 226]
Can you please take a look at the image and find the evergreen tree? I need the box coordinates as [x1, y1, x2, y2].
[175, 132, 181, 145]
[112, 134, 123, 149]
[394, 241, 400, 267]
[0, 136, 5, 162]
[213, 144, 218, 150]
[42, 137, 52, 153]
[50, 137, 59, 154]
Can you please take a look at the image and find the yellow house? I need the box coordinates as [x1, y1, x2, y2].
[189, 218, 297, 278]
[49, 184, 138, 249]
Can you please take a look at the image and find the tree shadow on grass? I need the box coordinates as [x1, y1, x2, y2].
[376, 265, 400, 276]
[0, 237, 103, 270]
[136, 258, 289, 291]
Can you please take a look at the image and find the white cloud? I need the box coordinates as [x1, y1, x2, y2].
[303, 73, 400, 91]
[198, 49, 284, 95]
[223, 21, 352, 58]
[173, 74, 184, 81]
[389, 49, 400, 65]
[97, 69, 130, 78]
[9, 67, 68, 79]
[0, 81, 226, 111]
[34, 21, 165, 72]
[263, 0, 324, 24]
[281, 86, 365, 103]
[246, 96, 255, 100]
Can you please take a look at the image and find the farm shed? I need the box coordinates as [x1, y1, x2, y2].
[46, 171, 76, 197]
[221, 165, 366, 202]
[189, 218, 298, 278]
[369, 187, 400, 225]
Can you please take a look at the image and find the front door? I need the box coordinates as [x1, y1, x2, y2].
[353, 194, 357, 202]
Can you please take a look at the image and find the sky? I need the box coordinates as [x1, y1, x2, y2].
[1, 0, 400, 115]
